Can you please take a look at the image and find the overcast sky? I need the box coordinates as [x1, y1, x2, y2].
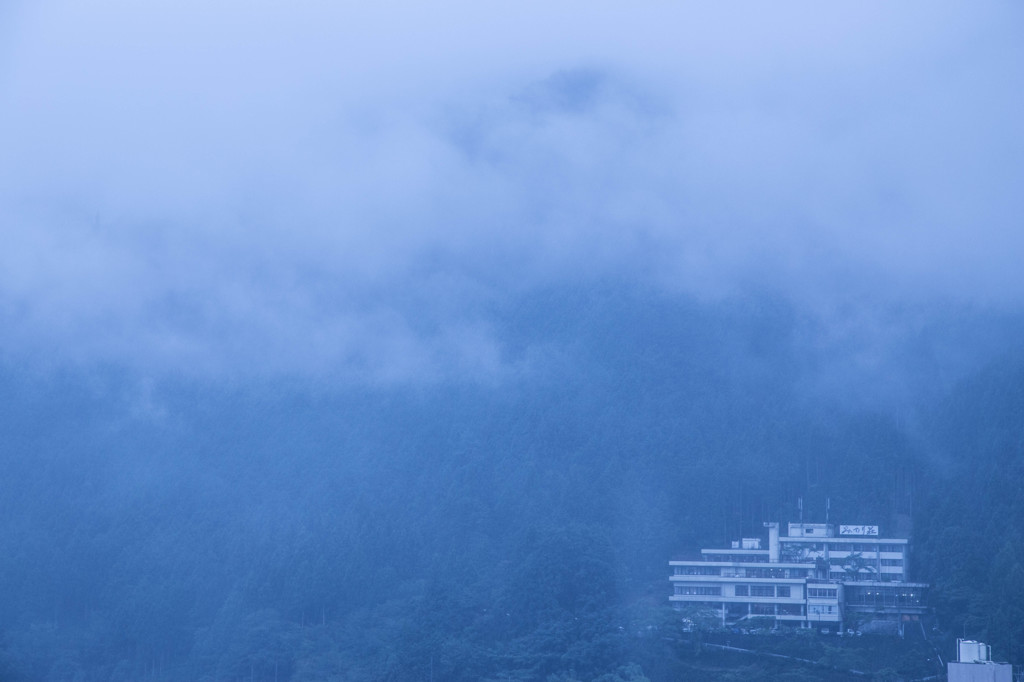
[2, 1, 1022, 383]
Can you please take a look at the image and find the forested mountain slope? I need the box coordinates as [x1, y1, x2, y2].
[0, 289, 1020, 681]
[916, 360, 1024, 664]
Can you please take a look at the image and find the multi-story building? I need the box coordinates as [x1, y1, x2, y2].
[669, 522, 927, 631]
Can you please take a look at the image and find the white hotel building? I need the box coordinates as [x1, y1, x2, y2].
[669, 522, 927, 630]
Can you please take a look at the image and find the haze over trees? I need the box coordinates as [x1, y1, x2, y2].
[1, 1, 1022, 680]
[1, 291, 1023, 680]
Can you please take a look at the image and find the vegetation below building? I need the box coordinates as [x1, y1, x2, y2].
[0, 290, 1022, 680]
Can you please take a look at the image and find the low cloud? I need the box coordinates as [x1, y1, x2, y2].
[1, 1, 1022, 381]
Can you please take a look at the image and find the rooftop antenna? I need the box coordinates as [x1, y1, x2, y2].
[798, 497, 803, 523]
[826, 497, 831, 525]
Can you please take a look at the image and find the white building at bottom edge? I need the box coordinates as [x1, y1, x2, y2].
[948, 639, 1012, 682]
[669, 521, 927, 631]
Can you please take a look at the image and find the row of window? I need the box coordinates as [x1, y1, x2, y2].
[675, 566, 721, 575]
[728, 603, 804, 616]
[853, 588, 922, 598]
[674, 586, 721, 596]
[782, 543, 903, 553]
[702, 554, 768, 563]
[823, 552, 905, 561]
[828, 571, 905, 582]
[807, 588, 838, 598]
[845, 594, 924, 606]
[675, 565, 813, 578]
[828, 543, 903, 553]
[735, 585, 791, 597]
[674, 585, 797, 598]
[723, 567, 810, 579]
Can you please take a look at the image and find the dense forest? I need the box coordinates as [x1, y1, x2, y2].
[3, 0, 1020, 678]
[1, 288, 1022, 681]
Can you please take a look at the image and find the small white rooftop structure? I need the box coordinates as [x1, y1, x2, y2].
[959, 639, 992, 663]
[948, 639, 1012, 682]
[788, 522, 833, 538]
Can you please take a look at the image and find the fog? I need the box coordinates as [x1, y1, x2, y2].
[1, 2, 1023, 680]
[3, 1, 1022, 383]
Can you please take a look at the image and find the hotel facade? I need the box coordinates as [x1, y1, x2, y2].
[669, 522, 927, 630]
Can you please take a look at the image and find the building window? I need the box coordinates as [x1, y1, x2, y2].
[750, 585, 774, 597]
[735, 567, 804, 579]
[676, 565, 722, 575]
[734, 585, 748, 596]
[675, 586, 722, 596]
[807, 588, 837, 598]
[776, 586, 790, 598]
[881, 559, 903, 567]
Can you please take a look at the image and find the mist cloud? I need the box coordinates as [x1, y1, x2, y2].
[2, 1, 1022, 381]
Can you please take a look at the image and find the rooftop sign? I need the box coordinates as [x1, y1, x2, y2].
[839, 525, 878, 536]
